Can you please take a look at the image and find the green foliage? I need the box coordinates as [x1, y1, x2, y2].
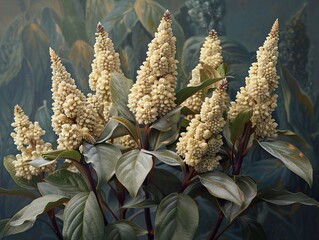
[2, 195, 68, 237]
[63, 192, 104, 240]
[1, 1, 318, 240]
[155, 193, 199, 240]
[258, 140, 313, 187]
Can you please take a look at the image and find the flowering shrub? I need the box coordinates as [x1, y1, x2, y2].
[1, 10, 318, 240]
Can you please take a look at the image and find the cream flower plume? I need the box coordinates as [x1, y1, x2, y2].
[177, 81, 228, 173]
[228, 20, 279, 138]
[50, 49, 101, 149]
[183, 30, 223, 114]
[87, 22, 122, 124]
[128, 10, 178, 124]
[11, 105, 55, 180]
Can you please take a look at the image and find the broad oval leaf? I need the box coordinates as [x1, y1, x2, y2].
[3, 195, 68, 236]
[105, 221, 138, 240]
[96, 119, 128, 143]
[114, 220, 148, 236]
[149, 125, 180, 150]
[221, 176, 257, 222]
[63, 192, 104, 240]
[176, 77, 224, 105]
[142, 149, 183, 167]
[258, 140, 313, 187]
[112, 116, 140, 146]
[199, 171, 244, 206]
[116, 150, 153, 197]
[41, 149, 81, 161]
[151, 106, 182, 131]
[154, 193, 199, 240]
[110, 72, 135, 121]
[238, 215, 266, 240]
[230, 109, 252, 143]
[3, 155, 40, 189]
[257, 188, 319, 206]
[83, 142, 122, 187]
[45, 169, 89, 197]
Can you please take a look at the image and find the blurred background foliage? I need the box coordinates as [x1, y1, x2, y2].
[0, 0, 318, 239]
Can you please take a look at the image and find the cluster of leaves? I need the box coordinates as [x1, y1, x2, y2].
[1, 65, 318, 240]
[1, 1, 319, 240]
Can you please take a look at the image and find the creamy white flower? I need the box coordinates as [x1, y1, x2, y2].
[88, 23, 122, 123]
[183, 30, 223, 115]
[177, 81, 228, 173]
[228, 20, 279, 138]
[128, 10, 178, 124]
[11, 105, 55, 180]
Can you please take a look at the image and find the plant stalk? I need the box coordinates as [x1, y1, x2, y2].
[48, 209, 63, 240]
[208, 211, 224, 240]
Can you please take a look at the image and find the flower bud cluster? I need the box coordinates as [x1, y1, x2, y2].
[11, 105, 55, 180]
[128, 11, 178, 124]
[177, 81, 228, 173]
[50, 49, 101, 149]
[88, 23, 122, 123]
[228, 20, 280, 138]
[183, 30, 223, 114]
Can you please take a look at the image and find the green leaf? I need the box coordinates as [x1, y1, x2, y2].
[83, 142, 122, 187]
[41, 149, 82, 161]
[221, 176, 257, 222]
[96, 119, 128, 143]
[3, 155, 40, 189]
[151, 106, 182, 131]
[110, 72, 135, 121]
[45, 169, 89, 197]
[105, 221, 138, 240]
[116, 149, 153, 197]
[3, 195, 68, 236]
[143, 149, 185, 173]
[277, 129, 309, 148]
[149, 126, 180, 150]
[258, 140, 313, 187]
[63, 192, 104, 240]
[176, 77, 224, 105]
[230, 109, 252, 143]
[154, 193, 199, 240]
[257, 188, 319, 206]
[0, 219, 9, 237]
[37, 182, 71, 197]
[238, 216, 266, 240]
[123, 198, 158, 209]
[115, 220, 148, 236]
[199, 171, 244, 206]
[150, 169, 181, 195]
[0, 188, 36, 199]
[102, 0, 138, 49]
[112, 116, 140, 146]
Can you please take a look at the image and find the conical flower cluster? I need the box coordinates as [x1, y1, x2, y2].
[128, 10, 178, 124]
[177, 81, 229, 173]
[87, 23, 123, 124]
[183, 30, 223, 114]
[50, 49, 102, 149]
[11, 105, 55, 180]
[228, 20, 280, 138]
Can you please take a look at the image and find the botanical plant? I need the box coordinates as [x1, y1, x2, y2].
[1, 10, 318, 240]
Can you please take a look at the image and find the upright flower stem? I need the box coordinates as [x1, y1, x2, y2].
[208, 211, 224, 240]
[143, 124, 154, 239]
[48, 209, 63, 240]
[208, 122, 253, 240]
